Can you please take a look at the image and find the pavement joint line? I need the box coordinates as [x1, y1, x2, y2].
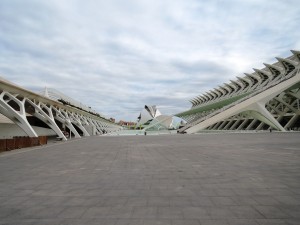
[0, 137, 83, 158]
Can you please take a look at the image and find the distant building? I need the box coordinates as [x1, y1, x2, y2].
[136, 105, 174, 129]
[118, 120, 136, 127]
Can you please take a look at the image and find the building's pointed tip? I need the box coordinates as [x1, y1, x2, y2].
[275, 57, 284, 61]
[291, 49, 300, 54]
[44, 86, 49, 97]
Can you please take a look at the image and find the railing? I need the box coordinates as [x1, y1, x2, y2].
[40, 88, 107, 119]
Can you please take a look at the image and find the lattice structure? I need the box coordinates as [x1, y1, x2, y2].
[0, 78, 121, 140]
[176, 50, 300, 133]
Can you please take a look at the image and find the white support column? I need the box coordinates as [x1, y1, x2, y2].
[80, 115, 97, 135]
[229, 119, 241, 130]
[256, 121, 265, 130]
[284, 114, 300, 129]
[248, 102, 285, 131]
[237, 119, 249, 130]
[52, 108, 81, 138]
[0, 91, 38, 137]
[79, 115, 90, 126]
[218, 121, 228, 130]
[91, 119, 103, 134]
[246, 119, 258, 130]
[27, 100, 67, 140]
[67, 112, 90, 137]
[211, 122, 221, 130]
[224, 120, 234, 130]
[88, 120, 100, 134]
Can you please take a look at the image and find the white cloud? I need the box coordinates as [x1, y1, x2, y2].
[0, 0, 300, 121]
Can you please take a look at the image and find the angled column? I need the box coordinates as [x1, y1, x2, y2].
[52, 108, 81, 138]
[246, 119, 258, 130]
[0, 91, 38, 137]
[26, 100, 67, 140]
[67, 112, 90, 136]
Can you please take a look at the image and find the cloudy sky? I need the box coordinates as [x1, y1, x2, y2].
[1, 0, 300, 121]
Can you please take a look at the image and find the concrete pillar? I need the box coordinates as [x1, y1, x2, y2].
[237, 119, 249, 130]
[246, 119, 258, 130]
[230, 119, 241, 130]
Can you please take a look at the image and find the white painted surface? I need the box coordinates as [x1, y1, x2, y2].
[0, 124, 56, 139]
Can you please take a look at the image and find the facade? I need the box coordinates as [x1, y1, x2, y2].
[136, 105, 162, 126]
[118, 120, 136, 127]
[136, 105, 174, 130]
[176, 50, 300, 133]
[0, 78, 121, 140]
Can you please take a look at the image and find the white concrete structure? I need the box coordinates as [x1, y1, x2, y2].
[0, 78, 121, 140]
[136, 105, 174, 130]
[137, 105, 162, 126]
[177, 50, 300, 133]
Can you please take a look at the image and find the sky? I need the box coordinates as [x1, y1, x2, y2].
[1, 0, 300, 121]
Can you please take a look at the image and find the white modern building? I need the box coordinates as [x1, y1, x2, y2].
[0, 77, 121, 140]
[136, 105, 174, 130]
[177, 50, 300, 133]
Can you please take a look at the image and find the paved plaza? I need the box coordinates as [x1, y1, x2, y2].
[0, 133, 300, 225]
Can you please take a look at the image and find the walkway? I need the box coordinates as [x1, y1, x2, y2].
[0, 133, 300, 224]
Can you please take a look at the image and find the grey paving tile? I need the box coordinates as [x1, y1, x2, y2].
[182, 207, 210, 219]
[143, 219, 172, 225]
[4, 196, 30, 206]
[230, 196, 259, 206]
[81, 207, 111, 218]
[274, 195, 300, 205]
[157, 207, 184, 219]
[215, 189, 236, 197]
[227, 219, 259, 225]
[199, 219, 229, 225]
[279, 205, 300, 218]
[101, 197, 128, 206]
[85, 219, 118, 225]
[170, 196, 191, 205]
[211, 196, 238, 206]
[106, 206, 133, 219]
[59, 218, 97, 225]
[251, 196, 281, 206]
[131, 206, 158, 219]
[58, 206, 87, 219]
[125, 197, 148, 206]
[207, 206, 235, 219]
[284, 218, 300, 225]
[171, 219, 200, 225]
[34, 206, 66, 219]
[230, 206, 264, 219]
[254, 206, 290, 219]
[115, 219, 144, 225]
[255, 219, 288, 225]
[191, 197, 214, 206]
[148, 197, 170, 206]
